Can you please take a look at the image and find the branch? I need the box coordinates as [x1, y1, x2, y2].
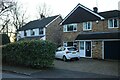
[0, 19, 10, 33]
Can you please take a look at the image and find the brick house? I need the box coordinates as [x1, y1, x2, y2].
[17, 15, 63, 46]
[60, 3, 120, 60]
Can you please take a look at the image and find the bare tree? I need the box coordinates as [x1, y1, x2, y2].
[0, 0, 13, 16]
[10, 2, 27, 31]
[36, 3, 52, 19]
[0, 0, 28, 42]
[0, 0, 14, 33]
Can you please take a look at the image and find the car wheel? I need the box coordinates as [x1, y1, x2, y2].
[63, 56, 67, 62]
[76, 58, 79, 61]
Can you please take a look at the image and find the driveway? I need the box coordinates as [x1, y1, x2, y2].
[54, 58, 119, 76]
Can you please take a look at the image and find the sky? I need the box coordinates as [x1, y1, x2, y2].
[17, 0, 120, 21]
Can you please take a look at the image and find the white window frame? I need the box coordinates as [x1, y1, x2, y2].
[83, 22, 92, 31]
[63, 24, 77, 32]
[31, 29, 35, 36]
[108, 18, 119, 28]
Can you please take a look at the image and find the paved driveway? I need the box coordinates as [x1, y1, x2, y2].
[54, 58, 120, 76]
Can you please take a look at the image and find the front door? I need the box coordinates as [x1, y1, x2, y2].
[85, 41, 91, 57]
[79, 41, 91, 58]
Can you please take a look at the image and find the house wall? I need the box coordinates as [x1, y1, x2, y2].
[92, 41, 102, 59]
[46, 16, 63, 46]
[17, 28, 46, 40]
[102, 19, 120, 32]
[68, 19, 120, 33]
[62, 18, 120, 59]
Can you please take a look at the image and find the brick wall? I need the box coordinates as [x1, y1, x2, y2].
[46, 16, 63, 46]
[92, 41, 102, 59]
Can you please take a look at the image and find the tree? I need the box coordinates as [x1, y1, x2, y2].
[0, 0, 14, 34]
[10, 2, 27, 31]
[0, 0, 13, 16]
[0, 0, 28, 41]
[36, 3, 52, 19]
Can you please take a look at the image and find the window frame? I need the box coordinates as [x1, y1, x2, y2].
[83, 22, 92, 31]
[63, 24, 77, 32]
[108, 18, 119, 28]
[31, 29, 35, 36]
[39, 28, 44, 35]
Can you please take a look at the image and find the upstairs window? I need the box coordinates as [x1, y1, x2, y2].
[39, 28, 43, 35]
[108, 19, 119, 28]
[63, 24, 77, 32]
[31, 29, 35, 35]
[83, 22, 92, 31]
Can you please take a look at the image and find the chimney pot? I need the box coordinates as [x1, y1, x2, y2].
[93, 7, 98, 13]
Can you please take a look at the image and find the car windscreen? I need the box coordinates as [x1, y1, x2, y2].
[67, 47, 77, 51]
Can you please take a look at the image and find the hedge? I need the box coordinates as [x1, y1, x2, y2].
[2, 40, 56, 69]
[0, 34, 10, 45]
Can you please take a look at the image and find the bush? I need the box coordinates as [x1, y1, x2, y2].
[2, 40, 56, 69]
[0, 34, 10, 45]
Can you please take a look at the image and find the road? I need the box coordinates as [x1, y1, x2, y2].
[1, 59, 120, 80]
[2, 71, 31, 78]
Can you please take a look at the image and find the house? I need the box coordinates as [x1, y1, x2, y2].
[17, 15, 63, 46]
[60, 3, 120, 60]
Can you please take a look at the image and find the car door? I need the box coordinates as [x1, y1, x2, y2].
[55, 47, 62, 59]
[59, 47, 65, 59]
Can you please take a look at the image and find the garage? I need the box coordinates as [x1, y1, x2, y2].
[104, 41, 120, 60]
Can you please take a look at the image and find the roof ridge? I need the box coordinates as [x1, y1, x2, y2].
[99, 10, 120, 13]
[18, 15, 60, 31]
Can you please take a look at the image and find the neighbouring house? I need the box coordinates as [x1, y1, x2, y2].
[60, 3, 120, 60]
[17, 15, 63, 46]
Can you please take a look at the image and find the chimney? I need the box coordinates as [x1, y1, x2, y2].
[40, 13, 45, 19]
[93, 7, 98, 13]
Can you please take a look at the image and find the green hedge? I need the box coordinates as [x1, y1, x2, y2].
[2, 40, 56, 69]
[0, 34, 10, 45]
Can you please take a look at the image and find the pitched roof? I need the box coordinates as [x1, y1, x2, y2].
[61, 3, 104, 25]
[18, 15, 59, 31]
[75, 31, 120, 40]
[99, 10, 120, 19]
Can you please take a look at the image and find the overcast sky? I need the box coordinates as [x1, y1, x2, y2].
[17, 0, 120, 21]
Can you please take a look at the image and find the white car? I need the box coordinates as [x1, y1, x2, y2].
[55, 46, 80, 61]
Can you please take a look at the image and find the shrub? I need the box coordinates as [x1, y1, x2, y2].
[0, 34, 10, 45]
[2, 40, 56, 69]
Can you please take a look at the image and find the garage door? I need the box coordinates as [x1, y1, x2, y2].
[104, 41, 120, 60]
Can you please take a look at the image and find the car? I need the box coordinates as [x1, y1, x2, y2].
[55, 46, 80, 61]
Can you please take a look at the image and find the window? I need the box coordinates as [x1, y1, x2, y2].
[80, 41, 84, 50]
[63, 42, 77, 47]
[108, 19, 119, 28]
[39, 28, 43, 35]
[83, 22, 92, 30]
[31, 29, 35, 35]
[63, 24, 77, 32]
